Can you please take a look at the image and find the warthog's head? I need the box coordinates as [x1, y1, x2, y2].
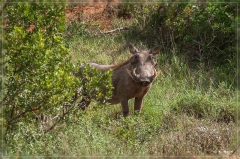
[128, 44, 161, 87]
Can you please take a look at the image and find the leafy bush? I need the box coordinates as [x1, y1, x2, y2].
[3, 2, 80, 154]
[4, 3, 114, 155]
[78, 64, 113, 103]
[64, 21, 91, 41]
[120, 4, 236, 72]
[4, 2, 77, 125]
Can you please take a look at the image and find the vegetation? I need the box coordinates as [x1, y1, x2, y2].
[2, 1, 238, 158]
[3, 1, 112, 155]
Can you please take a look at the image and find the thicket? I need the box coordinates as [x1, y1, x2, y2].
[4, 2, 76, 152]
[3, 2, 113, 155]
[115, 3, 237, 121]
[118, 3, 236, 87]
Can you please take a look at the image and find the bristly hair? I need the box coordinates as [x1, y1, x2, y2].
[109, 56, 135, 70]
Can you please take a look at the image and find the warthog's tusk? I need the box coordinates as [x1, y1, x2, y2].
[150, 69, 162, 81]
[127, 69, 139, 83]
[128, 68, 161, 83]
[132, 68, 140, 78]
[150, 69, 156, 81]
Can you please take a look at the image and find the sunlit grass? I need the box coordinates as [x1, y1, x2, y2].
[4, 15, 237, 157]
[58, 28, 237, 156]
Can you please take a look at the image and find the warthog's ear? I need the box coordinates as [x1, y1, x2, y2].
[150, 45, 161, 56]
[129, 44, 139, 54]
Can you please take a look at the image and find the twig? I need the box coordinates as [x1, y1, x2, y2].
[0, 0, 10, 16]
[193, 40, 203, 46]
[6, 106, 41, 130]
[230, 145, 240, 156]
[43, 104, 76, 133]
[99, 27, 129, 34]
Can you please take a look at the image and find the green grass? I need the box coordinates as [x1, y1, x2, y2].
[4, 19, 238, 157]
[51, 27, 237, 156]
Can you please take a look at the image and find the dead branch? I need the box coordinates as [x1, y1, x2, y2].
[6, 106, 42, 130]
[99, 26, 129, 34]
[43, 104, 76, 133]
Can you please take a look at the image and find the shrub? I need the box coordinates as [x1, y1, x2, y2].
[78, 64, 113, 103]
[4, 2, 79, 154]
[4, 3, 113, 155]
[121, 4, 236, 70]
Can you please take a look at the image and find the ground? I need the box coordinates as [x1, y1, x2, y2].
[64, 3, 239, 158]
[65, 2, 132, 31]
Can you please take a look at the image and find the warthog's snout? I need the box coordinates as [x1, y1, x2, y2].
[129, 66, 157, 87]
[139, 79, 151, 86]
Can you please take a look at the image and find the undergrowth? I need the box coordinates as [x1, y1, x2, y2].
[6, 24, 235, 156]
[4, 3, 237, 157]
[63, 16, 237, 156]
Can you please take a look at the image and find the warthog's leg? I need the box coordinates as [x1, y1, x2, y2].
[134, 87, 150, 113]
[134, 96, 143, 112]
[120, 99, 129, 117]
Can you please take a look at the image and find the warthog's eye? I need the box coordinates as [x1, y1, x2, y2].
[131, 54, 139, 65]
[148, 54, 153, 60]
[149, 55, 156, 63]
[149, 55, 157, 66]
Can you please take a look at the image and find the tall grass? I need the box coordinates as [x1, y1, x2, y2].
[39, 22, 237, 156]
[5, 10, 237, 158]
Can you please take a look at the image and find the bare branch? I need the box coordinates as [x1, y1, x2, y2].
[6, 106, 41, 129]
[99, 26, 129, 34]
[43, 104, 76, 133]
[1, 0, 10, 16]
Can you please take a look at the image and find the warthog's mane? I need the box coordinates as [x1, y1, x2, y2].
[109, 56, 135, 70]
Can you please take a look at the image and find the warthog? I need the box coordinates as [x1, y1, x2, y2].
[76, 44, 161, 117]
